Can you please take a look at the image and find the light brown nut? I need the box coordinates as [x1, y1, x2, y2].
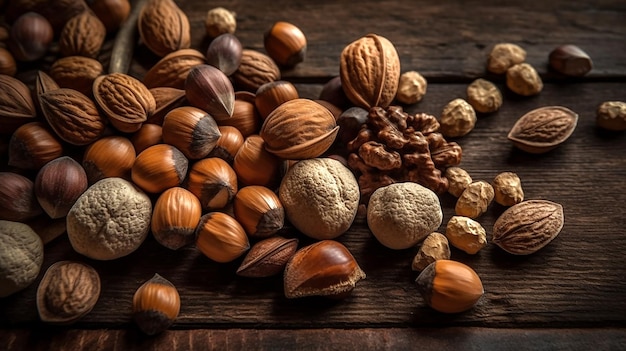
[396, 71, 427, 105]
[440, 98, 477, 138]
[411, 232, 451, 272]
[445, 216, 487, 255]
[144, 49, 207, 89]
[492, 172, 524, 206]
[49, 56, 104, 96]
[205, 7, 236, 38]
[596, 101, 626, 131]
[138, 0, 191, 57]
[508, 106, 578, 154]
[466, 78, 502, 113]
[0, 220, 44, 297]
[492, 200, 564, 255]
[59, 11, 106, 58]
[445, 167, 472, 198]
[232, 49, 280, 92]
[487, 43, 526, 74]
[455, 180, 494, 219]
[506, 63, 543, 96]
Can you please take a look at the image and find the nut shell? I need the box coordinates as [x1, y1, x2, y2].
[8, 122, 63, 170]
[185, 64, 235, 121]
[508, 106, 578, 154]
[206, 33, 242, 76]
[195, 212, 250, 263]
[255, 80, 299, 120]
[232, 49, 281, 92]
[50, 56, 104, 97]
[152, 187, 201, 250]
[0, 220, 44, 298]
[233, 135, 282, 188]
[233, 185, 284, 238]
[82, 136, 136, 183]
[0, 172, 43, 221]
[138, 0, 191, 57]
[162, 106, 221, 159]
[416, 260, 484, 313]
[264, 21, 307, 67]
[144, 49, 206, 89]
[133, 273, 180, 335]
[59, 10, 106, 58]
[237, 236, 298, 278]
[34, 156, 88, 219]
[187, 157, 238, 211]
[132, 144, 189, 194]
[0, 74, 37, 132]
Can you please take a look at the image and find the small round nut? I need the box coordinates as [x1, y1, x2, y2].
[596, 101, 626, 131]
[367, 182, 443, 250]
[445, 167, 472, 198]
[205, 7, 236, 38]
[506, 63, 543, 96]
[0, 220, 44, 297]
[411, 232, 451, 272]
[466, 78, 502, 113]
[455, 180, 494, 219]
[445, 216, 487, 254]
[396, 71, 427, 105]
[487, 43, 526, 74]
[440, 98, 477, 138]
[492, 172, 524, 206]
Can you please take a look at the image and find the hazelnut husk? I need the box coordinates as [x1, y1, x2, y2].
[162, 106, 221, 160]
[187, 157, 238, 211]
[0, 172, 43, 221]
[82, 136, 136, 184]
[8, 122, 63, 170]
[264, 21, 307, 67]
[131, 144, 189, 194]
[151, 187, 201, 250]
[236, 236, 298, 278]
[133, 273, 180, 335]
[34, 156, 88, 219]
[195, 212, 250, 263]
[233, 185, 284, 238]
[185, 64, 235, 121]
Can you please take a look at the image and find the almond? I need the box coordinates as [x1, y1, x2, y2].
[232, 49, 280, 92]
[138, 0, 191, 57]
[144, 49, 206, 89]
[0, 74, 37, 132]
[508, 106, 578, 154]
[50, 56, 104, 96]
[59, 11, 107, 58]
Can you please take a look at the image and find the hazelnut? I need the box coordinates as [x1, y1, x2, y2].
[506, 63, 543, 96]
[440, 98, 477, 138]
[396, 71, 427, 105]
[131, 124, 163, 154]
[131, 144, 189, 194]
[233, 134, 282, 188]
[82, 136, 136, 184]
[284, 240, 366, 299]
[133, 274, 180, 335]
[0, 172, 43, 221]
[187, 157, 238, 211]
[264, 21, 307, 67]
[34, 156, 88, 219]
[255, 81, 299, 120]
[195, 212, 250, 263]
[205, 7, 236, 38]
[89, 0, 131, 33]
[596, 101, 626, 131]
[0, 47, 17, 76]
[233, 185, 284, 238]
[207, 125, 244, 163]
[162, 106, 222, 159]
[236, 236, 298, 278]
[185, 64, 235, 121]
[8, 122, 64, 170]
[8, 12, 53, 62]
[0, 220, 44, 297]
[487, 43, 526, 74]
[416, 260, 484, 313]
[151, 187, 202, 250]
[218, 95, 261, 137]
[466, 78, 502, 114]
[205, 33, 242, 76]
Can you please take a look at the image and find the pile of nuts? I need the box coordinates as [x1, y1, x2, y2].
[0, 0, 623, 334]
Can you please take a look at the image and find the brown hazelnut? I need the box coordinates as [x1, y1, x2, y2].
[264, 21, 307, 67]
[232, 134, 282, 188]
[0, 172, 43, 221]
[131, 124, 163, 154]
[185, 64, 235, 121]
[255, 81, 299, 120]
[131, 144, 189, 194]
[8, 12, 53, 62]
[187, 157, 238, 211]
[218, 95, 261, 137]
[195, 212, 249, 263]
[0, 47, 17, 76]
[34, 156, 88, 219]
[207, 125, 244, 163]
[82, 136, 136, 184]
[133, 274, 180, 335]
[89, 0, 131, 33]
[162, 106, 221, 160]
[8, 122, 63, 170]
[151, 187, 201, 250]
[205, 33, 242, 76]
[416, 260, 484, 313]
[233, 185, 284, 238]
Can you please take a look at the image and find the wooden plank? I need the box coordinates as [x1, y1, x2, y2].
[2, 327, 626, 351]
[2, 82, 625, 329]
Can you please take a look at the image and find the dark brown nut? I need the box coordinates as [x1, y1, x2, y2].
[8, 122, 63, 170]
[549, 45, 592, 77]
[131, 144, 189, 194]
[264, 21, 307, 67]
[359, 141, 402, 170]
[236, 236, 297, 278]
[0, 74, 37, 133]
[187, 157, 238, 211]
[82, 136, 136, 183]
[35, 71, 60, 103]
[185, 64, 235, 121]
[487, 43, 526, 74]
[596, 101, 626, 131]
[396, 71, 427, 104]
[255, 80, 299, 120]
[138, 0, 190, 57]
[506, 63, 543, 96]
[8, 12, 53, 62]
[205, 7, 236, 38]
[50, 56, 104, 97]
[319, 76, 351, 110]
[162, 106, 221, 160]
[508, 106, 578, 154]
[0, 172, 43, 221]
[440, 98, 477, 138]
[144, 49, 207, 89]
[466, 78, 502, 113]
[205, 33, 242, 76]
[35, 156, 88, 219]
[5, 0, 88, 32]
[336, 107, 369, 146]
[0, 47, 17, 76]
[232, 49, 281, 92]
[59, 11, 106, 58]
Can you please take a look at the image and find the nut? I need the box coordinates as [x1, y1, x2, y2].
[411, 232, 451, 272]
[0, 47, 17, 76]
[506, 63, 543, 96]
[133, 274, 180, 335]
[148, 87, 186, 125]
[549, 45, 593, 77]
[187, 157, 238, 211]
[131, 124, 163, 154]
[89, 0, 131, 33]
[445, 216, 487, 254]
[205, 7, 236, 38]
[487, 43, 526, 74]
[185, 64, 235, 121]
[255, 80, 299, 120]
[232, 134, 283, 188]
[336, 106, 369, 146]
[67, 177, 152, 260]
[279, 158, 360, 240]
[264, 21, 307, 67]
[59, 10, 106, 58]
[492, 199, 564, 255]
[8, 122, 63, 170]
[596, 101, 626, 131]
[416, 260, 484, 313]
[0, 220, 44, 297]
[195, 212, 250, 263]
[205, 33, 242, 76]
[319, 76, 351, 110]
[5, 0, 87, 32]
[131, 144, 189, 194]
[466, 78, 502, 113]
[508, 106, 578, 154]
[283, 240, 365, 299]
[49, 56, 104, 97]
[0, 172, 42, 221]
[440, 98, 477, 138]
[219, 94, 261, 137]
[444, 166, 472, 198]
[8, 12, 53, 62]
[151, 187, 201, 250]
[208, 125, 244, 163]
[144, 49, 206, 89]
[162, 106, 221, 159]
[396, 71, 427, 105]
[492, 171, 524, 206]
[455, 180, 494, 219]
[36, 261, 100, 324]
[34, 156, 88, 219]
[340, 33, 400, 109]
[0, 74, 37, 132]
[39, 88, 107, 145]
[35, 70, 59, 103]
[233, 185, 284, 238]
[232, 49, 281, 92]
[138, 0, 191, 57]
[93, 73, 156, 133]
[260, 98, 339, 159]
[236, 236, 298, 278]
[82, 136, 136, 184]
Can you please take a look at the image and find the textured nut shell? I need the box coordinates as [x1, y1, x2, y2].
[138, 0, 191, 57]
[487, 43, 527, 74]
[144, 49, 206, 89]
[0, 74, 37, 131]
[59, 11, 106, 58]
[492, 200, 564, 255]
[50, 56, 103, 96]
[492, 172, 524, 206]
[367, 182, 442, 250]
[440, 98, 477, 138]
[506, 63, 543, 96]
[412, 232, 450, 272]
[36, 261, 100, 324]
[0, 220, 44, 297]
[508, 106, 578, 154]
[340, 34, 400, 109]
[596, 101, 626, 131]
[39, 88, 107, 146]
[279, 158, 359, 240]
[67, 177, 152, 260]
[232, 49, 281, 92]
[455, 181, 494, 219]
[260, 98, 339, 159]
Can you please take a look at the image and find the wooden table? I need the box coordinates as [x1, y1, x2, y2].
[2, 0, 626, 349]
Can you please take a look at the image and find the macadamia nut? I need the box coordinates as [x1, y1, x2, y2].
[492, 172, 524, 206]
[411, 232, 451, 272]
[487, 43, 526, 74]
[440, 98, 477, 138]
[445, 216, 487, 254]
[455, 180, 494, 218]
[445, 167, 472, 198]
[466, 78, 502, 113]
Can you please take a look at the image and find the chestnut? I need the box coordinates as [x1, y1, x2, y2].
[185, 64, 235, 121]
[0, 172, 43, 221]
[8, 12, 53, 62]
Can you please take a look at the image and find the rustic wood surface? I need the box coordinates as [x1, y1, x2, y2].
[2, 0, 626, 349]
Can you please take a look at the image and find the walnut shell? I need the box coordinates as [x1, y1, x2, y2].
[340, 34, 400, 109]
[232, 49, 280, 92]
[138, 0, 191, 57]
[50, 56, 104, 96]
[59, 11, 106, 58]
[260, 98, 339, 159]
[144, 49, 206, 89]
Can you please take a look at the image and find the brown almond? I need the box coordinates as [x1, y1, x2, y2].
[59, 11, 107, 58]
[138, 0, 191, 57]
[508, 106, 578, 154]
[232, 49, 281, 92]
[144, 49, 206, 89]
[50, 56, 104, 96]
[0, 74, 37, 132]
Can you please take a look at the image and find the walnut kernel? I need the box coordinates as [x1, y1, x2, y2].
[466, 78, 502, 113]
[445, 216, 487, 255]
[455, 180, 494, 218]
[596, 101, 626, 131]
[445, 167, 472, 198]
[492, 172, 524, 206]
[396, 71, 427, 104]
[411, 232, 451, 272]
[440, 98, 477, 138]
[487, 43, 526, 74]
[506, 63, 543, 96]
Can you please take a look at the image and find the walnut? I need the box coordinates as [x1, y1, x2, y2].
[346, 105, 462, 202]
